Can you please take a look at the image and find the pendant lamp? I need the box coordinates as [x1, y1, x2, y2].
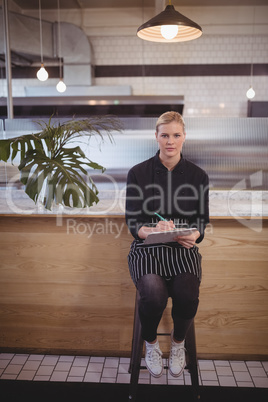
[56, 0, 66, 93]
[37, 0, 48, 81]
[137, 1, 202, 43]
[246, 86, 255, 99]
[246, 9, 256, 100]
[56, 79, 66, 93]
[246, 63, 255, 99]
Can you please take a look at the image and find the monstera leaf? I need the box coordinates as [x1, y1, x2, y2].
[19, 146, 104, 210]
[0, 116, 123, 210]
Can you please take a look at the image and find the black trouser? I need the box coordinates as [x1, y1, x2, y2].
[136, 273, 200, 343]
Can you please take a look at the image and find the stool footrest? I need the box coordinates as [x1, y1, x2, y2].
[139, 365, 192, 372]
[139, 365, 169, 370]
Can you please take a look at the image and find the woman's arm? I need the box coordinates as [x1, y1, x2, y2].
[173, 230, 201, 249]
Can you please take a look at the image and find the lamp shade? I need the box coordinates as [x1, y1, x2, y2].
[137, 4, 202, 43]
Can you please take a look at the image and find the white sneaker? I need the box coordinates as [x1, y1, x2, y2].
[145, 340, 163, 378]
[169, 333, 186, 377]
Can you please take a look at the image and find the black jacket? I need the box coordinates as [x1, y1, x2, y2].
[125, 151, 209, 243]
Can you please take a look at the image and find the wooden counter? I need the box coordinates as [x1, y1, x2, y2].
[0, 215, 267, 360]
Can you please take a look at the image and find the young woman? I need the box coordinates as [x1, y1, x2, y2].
[125, 111, 209, 378]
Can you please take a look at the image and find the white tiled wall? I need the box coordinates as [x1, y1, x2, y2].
[90, 35, 268, 65]
[95, 75, 268, 117]
[90, 34, 268, 117]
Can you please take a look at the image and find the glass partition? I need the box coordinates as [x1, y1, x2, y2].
[74, 117, 268, 191]
[0, 117, 267, 214]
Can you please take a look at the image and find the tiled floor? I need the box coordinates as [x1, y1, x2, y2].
[0, 353, 268, 388]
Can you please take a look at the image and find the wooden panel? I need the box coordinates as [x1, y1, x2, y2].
[0, 215, 267, 360]
[198, 219, 268, 358]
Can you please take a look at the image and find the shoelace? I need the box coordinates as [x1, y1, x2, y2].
[148, 347, 162, 366]
[170, 345, 185, 364]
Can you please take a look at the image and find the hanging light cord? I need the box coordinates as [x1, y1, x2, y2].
[250, 7, 256, 87]
[38, 0, 43, 64]
[250, 63, 254, 87]
[57, 0, 63, 80]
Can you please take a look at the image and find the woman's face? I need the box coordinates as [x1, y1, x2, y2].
[155, 121, 185, 159]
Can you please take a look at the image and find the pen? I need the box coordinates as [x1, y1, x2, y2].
[154, 212, 167, 221]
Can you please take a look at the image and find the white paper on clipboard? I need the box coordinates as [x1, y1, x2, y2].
[144, 228, 197, 245]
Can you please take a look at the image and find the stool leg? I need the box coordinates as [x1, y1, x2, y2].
[185, 320, 200, 401]
[128, 292, 144, 401]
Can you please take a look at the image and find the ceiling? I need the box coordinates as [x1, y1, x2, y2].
[2, 0, 266, 68]
[10, 0, 268, 10]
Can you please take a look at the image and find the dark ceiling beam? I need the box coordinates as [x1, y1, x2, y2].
[10, 51, 33, 66]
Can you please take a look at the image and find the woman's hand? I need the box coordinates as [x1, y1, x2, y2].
[174, 230, 200, 249]
[156, 220, 175, 231]
[138, 220, 175, 239]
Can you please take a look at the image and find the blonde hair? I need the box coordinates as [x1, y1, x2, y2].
[156, 111, 185, 133]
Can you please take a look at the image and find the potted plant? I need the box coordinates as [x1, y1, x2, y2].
[0, 116, 123, 210]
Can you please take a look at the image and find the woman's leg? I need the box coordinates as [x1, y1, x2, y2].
[167, 273, 200, 377]
[136, 274, 169, 342]
[169, 273, 200, 341]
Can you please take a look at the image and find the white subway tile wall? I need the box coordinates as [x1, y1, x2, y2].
[90, 35, 268, 65]
[94, 75, 268, 117]
[90, 34, 268, 117]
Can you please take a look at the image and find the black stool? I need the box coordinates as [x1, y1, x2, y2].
[128, 291, 200, 401]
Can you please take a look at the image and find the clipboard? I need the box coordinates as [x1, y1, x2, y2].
[144, 228, 197, 245]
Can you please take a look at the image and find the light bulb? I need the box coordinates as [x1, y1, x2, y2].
[37, 64, 49, 81]
[161, 25, 178, 40]
[56, 79, 67, 93]
[246, 86, 255, 99]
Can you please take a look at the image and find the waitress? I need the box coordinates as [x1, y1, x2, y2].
[125, 111, 209, 378]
